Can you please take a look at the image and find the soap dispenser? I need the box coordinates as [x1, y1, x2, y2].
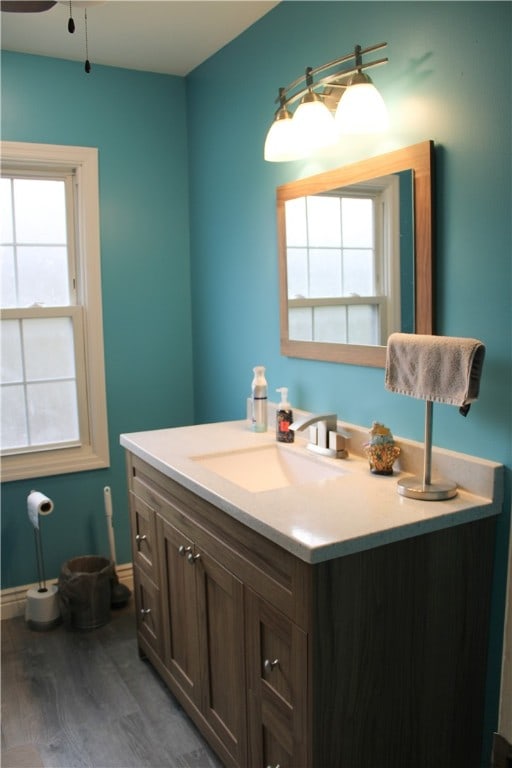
[251, 366, 268, 432]
[276, 387, 294, 443]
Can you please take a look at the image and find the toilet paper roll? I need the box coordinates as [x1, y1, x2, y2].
[27, 490, 54, 529]
[25, 584, 60, 625]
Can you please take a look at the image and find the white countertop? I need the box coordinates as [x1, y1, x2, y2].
[120, 419, 503, 564]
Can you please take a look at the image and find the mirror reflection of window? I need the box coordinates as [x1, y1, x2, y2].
[285, 174, 403, 346]
[278, 141, 433, 367]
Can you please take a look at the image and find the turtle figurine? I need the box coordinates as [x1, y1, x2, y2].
[363, 422, 401, 475]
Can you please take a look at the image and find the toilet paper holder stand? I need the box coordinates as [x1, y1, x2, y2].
[26, 492, 61, 630]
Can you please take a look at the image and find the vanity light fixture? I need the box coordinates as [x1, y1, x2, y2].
[263, 90, 302, 162]
[290, 68, 339, 156]
[264, 42, 389, 162]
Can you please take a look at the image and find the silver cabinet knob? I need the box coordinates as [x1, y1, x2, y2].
[263, 658, 279, 673]
[140, 608, 151, 616]
[187, 551, 201, 564]
[178, 545, 192, 556]
[135, 534, 147, 542]
[266, 764, 281, 768]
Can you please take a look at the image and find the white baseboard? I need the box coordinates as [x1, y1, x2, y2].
[1, 562, 134, 620]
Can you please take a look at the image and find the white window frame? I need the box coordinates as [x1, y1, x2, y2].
[1, 141, 109, 481]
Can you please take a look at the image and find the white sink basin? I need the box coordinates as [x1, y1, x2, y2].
[192, 443, 345, 493]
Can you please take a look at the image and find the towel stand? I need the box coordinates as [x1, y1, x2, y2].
[397, 400, 458, 500]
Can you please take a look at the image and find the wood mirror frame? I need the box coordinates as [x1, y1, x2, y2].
[277, 140, 434, 367]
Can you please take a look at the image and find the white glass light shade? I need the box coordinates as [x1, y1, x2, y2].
[264, 111, 305, 162]
[335, 78, 389, 134]
[292, 93, 338, 155]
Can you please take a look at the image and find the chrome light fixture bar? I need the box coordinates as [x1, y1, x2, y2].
[264, 42, 389, 162]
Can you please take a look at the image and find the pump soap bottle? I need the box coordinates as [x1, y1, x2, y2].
[251, 366, 268, 432]
[276, 387, 294, 443]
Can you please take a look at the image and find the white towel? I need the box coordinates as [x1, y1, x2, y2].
[385, 333, 485, 415]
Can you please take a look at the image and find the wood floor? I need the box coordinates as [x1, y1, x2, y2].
[1, 602, 224, 768]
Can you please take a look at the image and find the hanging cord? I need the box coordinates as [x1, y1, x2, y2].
[67, 0, 74, 33]
[84, 8, 91, 73]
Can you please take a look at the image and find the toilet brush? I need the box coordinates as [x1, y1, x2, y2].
[104, 486, 131, 608]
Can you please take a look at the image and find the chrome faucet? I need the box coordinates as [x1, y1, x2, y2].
[290, 413, 350, 459]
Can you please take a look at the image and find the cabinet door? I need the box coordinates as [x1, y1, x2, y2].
[193, 546, 247, 767]
[129, 490, 157, 580]
[245, 588, 307, 767]
[133, 564, 162, 657]
[158, 514, 201, 707]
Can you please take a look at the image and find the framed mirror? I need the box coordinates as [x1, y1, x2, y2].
[277, 141, 434, 367]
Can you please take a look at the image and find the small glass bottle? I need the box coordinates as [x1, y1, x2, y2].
[276, 387, 294, 443]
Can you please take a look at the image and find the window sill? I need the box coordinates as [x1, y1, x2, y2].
[1, 445, 110, 482]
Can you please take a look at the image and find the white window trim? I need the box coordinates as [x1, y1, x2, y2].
[343, 175, 401, 343]
[1, 141, 110, 481]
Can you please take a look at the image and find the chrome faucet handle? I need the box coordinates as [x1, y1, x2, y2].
[327, 429, 350, 459]
[290, 412, 350, 458]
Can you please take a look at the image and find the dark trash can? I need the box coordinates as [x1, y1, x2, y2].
[58, 555, 114, 630]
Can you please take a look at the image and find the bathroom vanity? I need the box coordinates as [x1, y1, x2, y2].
[121, 419, 503, 768]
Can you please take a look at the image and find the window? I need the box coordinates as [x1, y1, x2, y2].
[285, 176, 400, 346]
[1, 142, 109, 481]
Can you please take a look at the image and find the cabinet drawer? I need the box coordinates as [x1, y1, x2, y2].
[129, 488, 158, 581]
[258, 600, 296, 707]
[133, 565, 162, 657]
[248, 689, 295, 768]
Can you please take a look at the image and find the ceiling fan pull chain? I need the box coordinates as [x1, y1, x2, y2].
[84, 8, 91, 73]
[67, 0, 74, 33]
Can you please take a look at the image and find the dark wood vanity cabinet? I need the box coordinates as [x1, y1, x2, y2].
[126, 451, 496, 768]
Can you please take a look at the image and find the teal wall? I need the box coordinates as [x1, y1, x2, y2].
[187, 0, 511, 457]
[1, 54, 195, 587]
[1, 2, 511, 763]
[186, 1, 511, 761]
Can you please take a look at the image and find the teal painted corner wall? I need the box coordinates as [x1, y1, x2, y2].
[185, 2, 511, 762]
[1, 53, 195, 588]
